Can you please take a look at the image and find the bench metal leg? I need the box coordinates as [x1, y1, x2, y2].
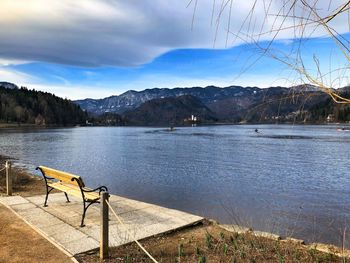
[44, 193, 48, 207]
[44, 187, 54, 207]
[81, 202, 87, 227]
[80, 201, 96, 227]
[64, 192, 70, 203]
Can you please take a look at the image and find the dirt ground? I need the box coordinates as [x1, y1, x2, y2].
[0, 156, 71, 263]
[0, 204, 72, 263]
[76, 221, 344, 263]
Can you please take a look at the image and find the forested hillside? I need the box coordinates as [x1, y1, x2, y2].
[0, 85, 87, 125]
[309, 90, 350, 122]
[124, 95, 217, 125]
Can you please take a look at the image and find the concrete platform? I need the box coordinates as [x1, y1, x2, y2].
[0, 193, 203, 256]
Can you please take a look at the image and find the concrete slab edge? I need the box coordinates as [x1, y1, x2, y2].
[135, 218, 204, 242]
[0, 199, 79, 263]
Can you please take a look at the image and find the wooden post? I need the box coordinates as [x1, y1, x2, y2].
[100, 191, 109, 259]
[5, 161, 12, 196]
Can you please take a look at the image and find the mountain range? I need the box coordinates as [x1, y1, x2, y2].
[75, 84, 331, 124]
[0, 82, 18, 90]
[75, 85, 268, 114]
[2, 81, 350, 126]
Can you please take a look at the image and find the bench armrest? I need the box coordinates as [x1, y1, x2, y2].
[83, 186, 108, 195]
[36, 166, 55, 180]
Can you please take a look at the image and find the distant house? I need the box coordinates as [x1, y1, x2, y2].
[184, 115, 199, 123]
[35, 114, 45, 125]
[326, 114, 334, 122]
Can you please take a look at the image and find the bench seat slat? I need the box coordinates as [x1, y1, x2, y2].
[48, 182, 100, 201]
[38, 166, 85, 187]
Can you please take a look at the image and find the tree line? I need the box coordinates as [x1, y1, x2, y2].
[0, 86, 87, 125]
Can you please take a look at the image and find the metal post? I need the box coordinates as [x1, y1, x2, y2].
[100, 191, 109, 259]
[5, 161, 12, 196]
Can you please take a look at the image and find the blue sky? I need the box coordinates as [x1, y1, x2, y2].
[0, 1, 348, 99]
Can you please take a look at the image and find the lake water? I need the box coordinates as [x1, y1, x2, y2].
[1, 125, 350, 247]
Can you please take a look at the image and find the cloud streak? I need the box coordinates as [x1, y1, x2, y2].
[0, 67, 36, 84]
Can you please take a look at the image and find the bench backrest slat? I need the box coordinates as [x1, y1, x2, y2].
[38, 166, 85, 187]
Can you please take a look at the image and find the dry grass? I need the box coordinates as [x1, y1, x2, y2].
[0, 155, 50, 197]
[76, 221, 345, 263]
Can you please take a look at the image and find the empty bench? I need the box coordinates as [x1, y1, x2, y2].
[36, 166, 108, 227]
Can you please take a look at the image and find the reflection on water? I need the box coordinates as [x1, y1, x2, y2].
[0, 124, 350, 247]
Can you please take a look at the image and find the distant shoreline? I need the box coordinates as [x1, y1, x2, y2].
[0, 123, 82, 129]
[1, 121, 349, 129]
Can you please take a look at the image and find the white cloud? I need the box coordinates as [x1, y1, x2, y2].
[0, 68, 36, 84]
[28, 84, 114, 100]
[0, 0, 347, 67]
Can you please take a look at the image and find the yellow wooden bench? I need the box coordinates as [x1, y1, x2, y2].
[36, 166, 108, 227]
